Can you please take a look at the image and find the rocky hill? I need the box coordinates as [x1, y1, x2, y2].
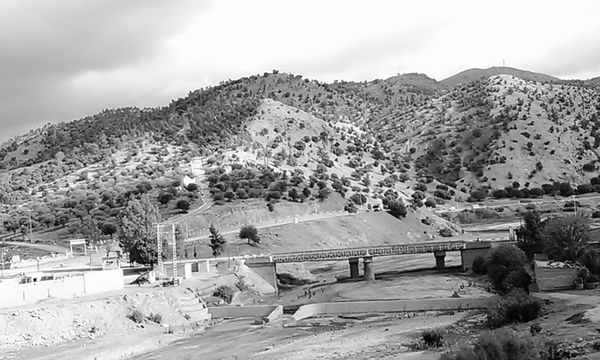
[1, 67, 599, 241]
[439, 66, 561, 87]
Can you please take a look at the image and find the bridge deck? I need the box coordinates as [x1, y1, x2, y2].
[270, 241, 469, 263]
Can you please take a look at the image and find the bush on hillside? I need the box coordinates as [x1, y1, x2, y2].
[387, 200, 407, 218]
[487, 289, 542, 328]
[425, 198, 437, 208]
[148, 312, 162, 324]
[128, 309, 144, 324]
[344, 202, 358, 213]
[440, 329, 544, 360]
[439, 228, 452, 237]
[421, 329, 444, 348]
[176, 199, 190, 213]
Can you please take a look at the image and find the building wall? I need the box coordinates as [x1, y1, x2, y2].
[534, 263, 578, 291]
[0, 269, 124, 309]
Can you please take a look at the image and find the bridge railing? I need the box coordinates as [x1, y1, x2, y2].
[271, 241, 467, 263]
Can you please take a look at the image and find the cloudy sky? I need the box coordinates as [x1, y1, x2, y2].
[2, 0, 600, 142]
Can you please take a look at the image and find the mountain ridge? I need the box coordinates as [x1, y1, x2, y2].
[2, 67, 600, 242]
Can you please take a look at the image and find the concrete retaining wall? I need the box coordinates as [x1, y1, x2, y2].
[292, 297, 496, 320]
[0, 269, 124, 309]
[208, 305, 282, 321]
[534, 263, 578, 291]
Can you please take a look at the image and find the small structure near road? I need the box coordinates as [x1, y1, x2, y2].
[69, 238, 87, 255]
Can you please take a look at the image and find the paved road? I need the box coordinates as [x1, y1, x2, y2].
[435, 193, 600, 214]
[1, 241, 67, 254]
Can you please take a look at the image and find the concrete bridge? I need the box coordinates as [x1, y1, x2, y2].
[246, 240, 493, 292]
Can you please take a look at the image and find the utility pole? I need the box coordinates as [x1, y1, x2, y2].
[154, 223, 164, 279]
[171, 223, 177, 278]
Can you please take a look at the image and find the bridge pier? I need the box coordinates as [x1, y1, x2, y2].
[434, 251, 446, 270]
[349, 257, 360, 278]
[363, 256, 375, 281]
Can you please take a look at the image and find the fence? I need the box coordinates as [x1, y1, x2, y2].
[0, 269, 124, 308]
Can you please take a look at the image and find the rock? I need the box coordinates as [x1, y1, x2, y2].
[277, 263, 317, 285]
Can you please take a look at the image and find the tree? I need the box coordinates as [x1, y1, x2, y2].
[558, 182, 574, 196]
[186, 183, 198, 192]
[81, 217, 101, 246]
[176, 199, 191, 213]
[516, 211, 544, 260]
[209, 224, 226, 257]
[118, 195, 160, 266]
[101, 222, 118, 239]
[316, 187, 331, 201]
[541, 215, 590, 261]
[387, 200, 407, 218]
[486, 244, 529, 292]
[157, 192, 173, 206]
[239, 225, 260, 245]
[3, 219, 19, 235]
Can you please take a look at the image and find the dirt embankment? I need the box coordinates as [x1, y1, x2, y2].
[259, 210, 458, 254]
[0, 287, 203, 359]
[181, 193, 347, 235]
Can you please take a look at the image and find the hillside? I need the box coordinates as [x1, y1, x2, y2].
[1, 67, 600, 244]
[440, 66, 561, 87]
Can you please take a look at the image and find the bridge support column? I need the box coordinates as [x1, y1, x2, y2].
[434, 251, 446, 270]
[349, 257, 360, 278]
[363, 256, 375, 281]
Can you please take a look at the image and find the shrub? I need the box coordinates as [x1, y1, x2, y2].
[558, 182, 574, 196]
[148, 312, 162, 324]
[439, 228, 452, 237]
[387, 200, 407, 218]
[414, 182, 428, 191]
[487, 289, 542, 328]
[425, 198, 437, 208]
[176, 199, 191, 213]
[421, 329, 444, 348]
[128, 309, 144, 324]
[317, 187, 331, 201]
[213, 285, 236, 303]
[344, 202, 358, 213]
[442, 328, 546, 360]
[472, 256, 487, 274]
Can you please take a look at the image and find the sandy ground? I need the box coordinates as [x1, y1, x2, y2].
[133, 314, 462, 360]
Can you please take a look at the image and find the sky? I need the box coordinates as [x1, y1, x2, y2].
[2, 0, 600, 142]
